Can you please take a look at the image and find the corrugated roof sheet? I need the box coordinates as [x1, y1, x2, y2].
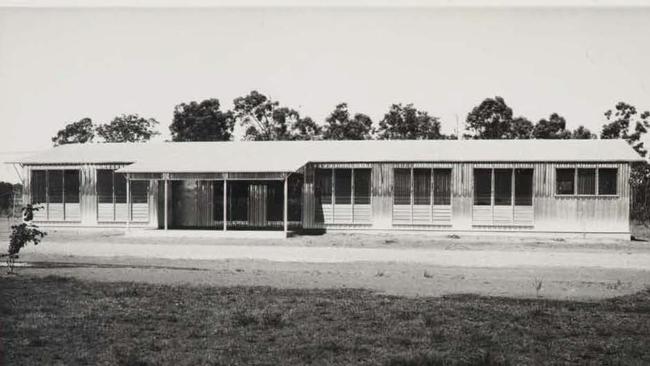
[8, 139, 644, 173]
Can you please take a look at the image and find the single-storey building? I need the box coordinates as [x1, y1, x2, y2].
[6, 139, 643, 239]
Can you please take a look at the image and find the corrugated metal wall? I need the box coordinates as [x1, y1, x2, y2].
[21, 160, 631, 234]
[303, 161, 631, 234]
[23, 164, 156, 228]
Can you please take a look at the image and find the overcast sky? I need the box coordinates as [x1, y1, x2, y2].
[1, 5, 650, 182]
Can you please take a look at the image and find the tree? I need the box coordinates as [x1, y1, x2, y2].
[601, 102, 650, 157]
[465, 97, 514, 139]
[290, 117, 322, 141]
[233, 91, 321, 141]
[170, 99, 235, 142]
[322, 103, 374, 140]
[571, 126, 596, 139]
[96, 114, 160, 143]
[376, 103, 445, 140]
[532, 113, 572, 139]
[509, 117, 534, 139]
[51, 118, 95, 146]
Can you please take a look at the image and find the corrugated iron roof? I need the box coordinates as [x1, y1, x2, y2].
[7, 139, 644, 173]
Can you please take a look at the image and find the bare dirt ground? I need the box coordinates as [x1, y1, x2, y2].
[31, 228, 650, 251]
[4, 228, 650, 301]
[12, 252, 650, 301]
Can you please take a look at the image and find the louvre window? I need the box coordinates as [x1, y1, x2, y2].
[64, 170, 80, 204]
[334, 169, 352, 204]
[598, 168, 617, 195]
[131, 181, 149, 204]
[315, 169, 332, 205]
[514, 169, 533, 206]
[475, 168, 533, 206]
[315, 167, 372, 224]
[494, 169, 512, 206]
[30, 169, 80, 221]
[47, 170, 64, 204]
[353, 169, 371, 205]
[394, 169, 412, 205]
[433, 169, 451, 205]
[97, 170, 115, 204]
[393, 167, 453, 225]
[31, 170, 47, 204]
[97, 169, 147, 222]
[115, 173, 127, 203]
[474, 169, 492, 206]
[413, 169, 431, 205]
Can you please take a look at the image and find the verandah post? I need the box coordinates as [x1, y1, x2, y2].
[126, 175, 130, 231]
[284, 174, 288, 235]
[164, 178, 168, 231]
[223, 178, 227, 232]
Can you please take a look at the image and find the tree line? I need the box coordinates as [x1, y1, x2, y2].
[51, 91, 650, 159]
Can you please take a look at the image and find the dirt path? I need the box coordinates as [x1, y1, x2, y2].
[37, 229, 650, 251]
[19, 239, 650, 270]
[8, 231, 650, 300]
[10, 253, 650, 301]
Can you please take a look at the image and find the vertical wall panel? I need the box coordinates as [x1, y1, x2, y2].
[148, 180, 159, 227]
[371, 164, 393, 229]
[302, 165, 316, 228]
[452, 163, 472, 229]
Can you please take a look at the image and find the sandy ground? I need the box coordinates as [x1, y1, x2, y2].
[15, 230, 650, 269]
[28, 229, 650, 251]
[5, 230, 648, 301]
[9, 254, 650, 301]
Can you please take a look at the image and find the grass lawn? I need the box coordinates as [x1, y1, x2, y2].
[1, 276, 649, 365]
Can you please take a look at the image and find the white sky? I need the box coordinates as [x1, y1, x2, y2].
[1, 4, 650, 181]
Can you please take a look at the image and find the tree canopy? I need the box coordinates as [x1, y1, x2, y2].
[376, 104, 446, 140]
[509, 117, 534, 139]
[465, 97, 601, 141]
[170, 99, 235, 142]
[96, 114, 160, 143]
[570, 125, 596, 139]
[465, 97, 514, 139]
[532, 113, 572, 139]
[232, 91, 321, 141]
[51, 118, 95, 146]
[601, 102, 650, 157]
[322, 103, 374, 140]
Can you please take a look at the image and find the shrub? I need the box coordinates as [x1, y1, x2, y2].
[2, 204, 47, 273]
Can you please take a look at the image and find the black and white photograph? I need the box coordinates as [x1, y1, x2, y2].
[1, 0, 650, 364]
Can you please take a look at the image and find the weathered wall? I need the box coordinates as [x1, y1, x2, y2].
[23, 164, 156, 228]
[302, 162, 631, 235]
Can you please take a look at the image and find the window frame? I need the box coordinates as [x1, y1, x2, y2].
[577, 168, 596, 196]
[413, 168, 432, 206]
[554, 167, 619, 197]
[314, 167, 372, 224]
[96, 168, 149, 222]
[393, 167, 453, 207]
[30, 169, 81, 221]
[598, 168, 618, 196]
[433, 168, 452, 206]
[555, 168, 576, 196]
[473, 168, 534, 207]
[514, 168, 534, 206]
